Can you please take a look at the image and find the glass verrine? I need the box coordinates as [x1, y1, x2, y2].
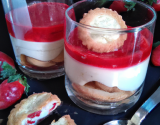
[2, 0, 72, 79]
[64, 0, 156, 115]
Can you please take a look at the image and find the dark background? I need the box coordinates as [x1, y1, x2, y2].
[0, 0, 160, 125]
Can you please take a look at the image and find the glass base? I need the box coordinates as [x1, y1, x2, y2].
[18, 63, 65, 79]
[65, 75, 144, 115]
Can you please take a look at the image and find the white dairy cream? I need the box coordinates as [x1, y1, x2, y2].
[64, 49, 150, 91]
[90, 15, 120, 43]
[21, 101, 58, 125]
[90, 15, 120, 29]
[10, 35, 64, 61]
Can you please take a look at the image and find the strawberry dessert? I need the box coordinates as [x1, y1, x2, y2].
[5, 2, 68, 70]
[64, 8, 153, 102]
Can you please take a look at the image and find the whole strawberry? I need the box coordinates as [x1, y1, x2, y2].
[151, 44, 160, 66]
[109, 0, 160, 13]
[0, 74, 29, 110]
[109, 1, 127, 13]
[109, 1, 136, 13]
[152, 0, 160, 12]
[0, 51, 30, 109]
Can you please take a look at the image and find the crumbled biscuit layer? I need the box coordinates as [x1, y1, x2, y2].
[20, 49, 64, 68]
[72, 82, 134, 102]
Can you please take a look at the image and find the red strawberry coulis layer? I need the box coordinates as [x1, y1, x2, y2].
[65, 27, 153, 69]
[5, 2, 68, 42]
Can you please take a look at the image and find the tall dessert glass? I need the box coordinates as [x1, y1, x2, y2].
[64, 0, 156, 115]
[2, 0, 72, 79]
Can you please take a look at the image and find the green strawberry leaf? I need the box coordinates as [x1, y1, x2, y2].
[0, 62, 16, 80]
[154, 0, 158, 3]
[138, 0, 157, 5]
[8, 74, 30, 95]
[124, 1, 136, 11]
[19, 76, 30, 95]
[153, 41, 160, 49]
[147, 0, 157, 5]
[8, 74, 21, 83]
[124, 0, 157, 11]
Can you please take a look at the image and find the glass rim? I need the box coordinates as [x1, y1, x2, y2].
[65, 0, 157, 33]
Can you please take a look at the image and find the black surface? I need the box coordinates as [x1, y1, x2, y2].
[0, 1, 160, 125]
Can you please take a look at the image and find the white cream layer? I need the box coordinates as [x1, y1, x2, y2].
[21, 101, 58, 125]
[64, 49, 150, 91]
[10, 35, 64, 61]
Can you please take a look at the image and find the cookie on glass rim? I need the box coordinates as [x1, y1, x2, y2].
[78, 8, 127, 53]
[7, 92, 61, 125]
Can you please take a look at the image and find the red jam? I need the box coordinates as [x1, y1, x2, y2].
[5, 2, 69, 42]
[49, 103, 56, 112]
[26, 111, 42, 124]
[27, 120, 35, 124]
[64, 27, 153, 69]
[27, 111, 42, 118]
